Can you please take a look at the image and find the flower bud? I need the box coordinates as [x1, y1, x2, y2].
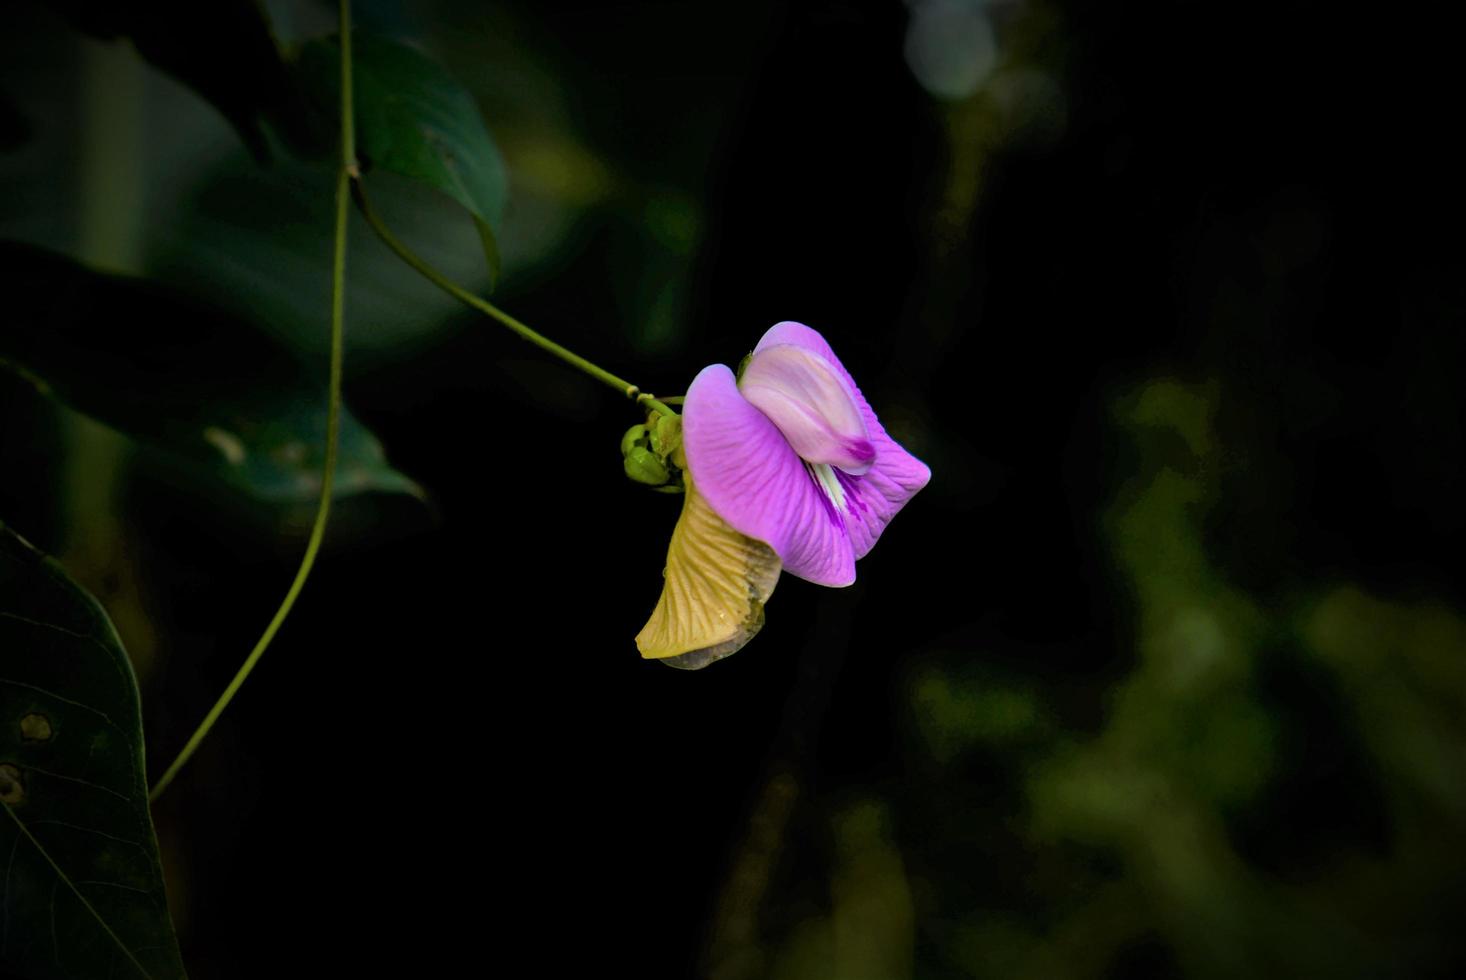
[624, 445, 670, 485]
[621, 420, 683, 489]
[650, 412, 683, 459]
[621, 423, 650, 457]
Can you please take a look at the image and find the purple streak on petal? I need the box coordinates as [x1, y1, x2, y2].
[739, 344, 874, 474]
[845, 441, 877, 471]
[683, 364, 856, 586]
[806, 463, 848, 529]
[755, 321, 932, 560]
[837, 439, 930, 558]
[834, 469, 868, 518]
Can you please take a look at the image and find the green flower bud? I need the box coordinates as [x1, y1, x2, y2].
[621, 423, 650, 458]
[650, 412, 683, 460]
[624, 445, 671, 486]
[621, 416, 684, 491]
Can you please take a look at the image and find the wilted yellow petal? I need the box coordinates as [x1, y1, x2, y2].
[636, 473, 781, 669]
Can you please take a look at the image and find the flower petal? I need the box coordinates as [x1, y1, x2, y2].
[753, 320, 840, 359]
[636, 474, 782, 669]
[683, 364, 857, 586]
[754, 321, 932, 559]
[739, 344, 874, 474]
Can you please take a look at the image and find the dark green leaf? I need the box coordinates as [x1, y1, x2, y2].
[147, 153, 486, 364]
[46, 0, 305, 159]
[295, 32, 510, 284]
[0, 241, 419, 505]
[0, 522, 186, 980]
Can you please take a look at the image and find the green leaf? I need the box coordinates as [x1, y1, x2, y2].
[295, 32, 510, 285]
[0, 521, 186, 980]
[46, 0, 304, 159]
[0, 240, 419, 505]
[147, 152, 487, 364]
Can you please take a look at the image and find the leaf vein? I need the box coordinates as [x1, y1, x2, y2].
[2, 806, 154, 978]
[0, 677, 124, 733]
[24, 766, 132, 803]
[75, 879, 151, 896]
[28, 820, 147, 852]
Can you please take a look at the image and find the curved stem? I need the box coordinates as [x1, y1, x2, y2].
[350, 179, 677, 418]
[149, 0, 354, 803]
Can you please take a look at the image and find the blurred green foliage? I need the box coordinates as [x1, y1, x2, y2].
[1, 241, 419, 507]
[741, 378, 1466, 979]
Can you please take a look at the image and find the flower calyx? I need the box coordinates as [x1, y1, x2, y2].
[620, 411, 684, 493]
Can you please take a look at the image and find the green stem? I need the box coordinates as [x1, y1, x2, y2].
[350, 179, 677, 418]
[148, 0, 354, 803]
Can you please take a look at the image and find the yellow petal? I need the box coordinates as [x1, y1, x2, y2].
[636, 472, 782, 669]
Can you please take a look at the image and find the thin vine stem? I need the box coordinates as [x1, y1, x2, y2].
[148, 0, 355, 803]
[349, 178, 678, 418]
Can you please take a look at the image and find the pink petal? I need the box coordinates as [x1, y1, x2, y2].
[683, 364, 856, 586]
[739, 343, 875, 474]
[836, 427, 931, 560]
[754, 321, 932, 559]
[754, 320, 842, 361]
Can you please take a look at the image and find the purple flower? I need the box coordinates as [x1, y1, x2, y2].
[685, 321, 932, 585]
[637, 321, 931, 668]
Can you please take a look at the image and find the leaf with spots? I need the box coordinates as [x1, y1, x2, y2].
[0, 521, 186, 979]
[294, 31, 510, 287]
[0, 240, 419, 507]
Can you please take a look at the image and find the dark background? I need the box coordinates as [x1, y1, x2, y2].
[2, 1, 1463, 976]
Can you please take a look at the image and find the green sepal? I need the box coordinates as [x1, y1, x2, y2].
[620, 419, 684, 491]
[624, 445, 670, 486]
[621, 423, 650, 458]
[650, 412, 683, 460]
